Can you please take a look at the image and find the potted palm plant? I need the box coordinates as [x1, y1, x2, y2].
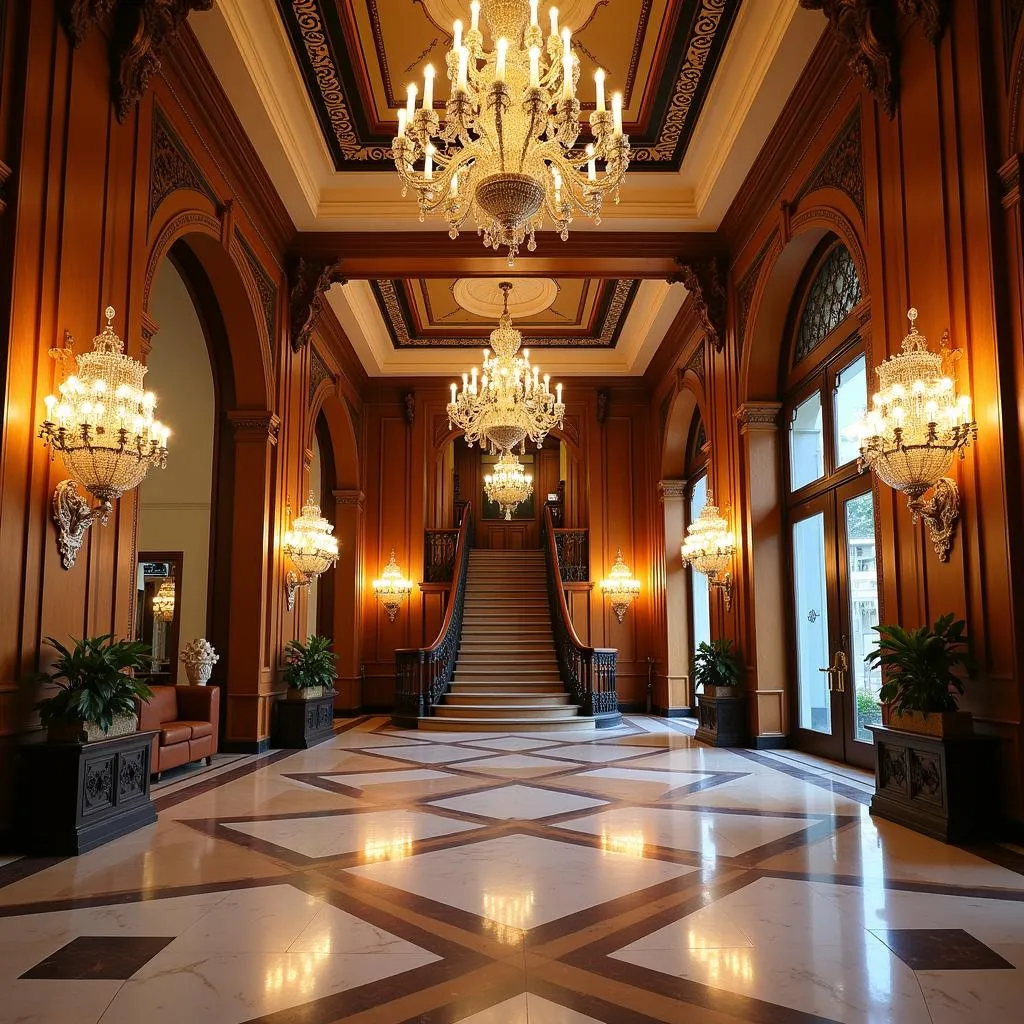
[693, 639, 747, 746]
[275, 635, 338, 748]
[865, 614, 975, 737]
[35, 634, 153, 743]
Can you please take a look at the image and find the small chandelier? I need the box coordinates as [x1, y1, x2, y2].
[681, 491, 735, 611]
[600, 548, 640, 623]
[485, 451, 533, 519]
[282, 493, 339, 612]
[152, 576, 176, 622]
[392, 0, 630, 265]
[373, 550, 414, 622]
[447, 282, 565, 453]
[39, 305, 170, 570]
[854, 308, 976, 561]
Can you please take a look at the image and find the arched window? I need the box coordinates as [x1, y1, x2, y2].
[684, 415, 711, 656]
[794, 241, 862, 364]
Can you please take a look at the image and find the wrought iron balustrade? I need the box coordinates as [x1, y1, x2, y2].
[542, 505, 620, 723]
[393, 504, 473, 724]
[424, 528, 459, 583]
[553, 528, 589, 582]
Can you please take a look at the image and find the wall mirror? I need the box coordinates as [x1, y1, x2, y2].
[135, 551, 184, 684]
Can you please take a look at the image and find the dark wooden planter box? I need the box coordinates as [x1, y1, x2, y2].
[18, 730, 159, 855]
[694, 691, 748, 747]
[868, 725, 1002, 843]
[274, 692, 336, 749]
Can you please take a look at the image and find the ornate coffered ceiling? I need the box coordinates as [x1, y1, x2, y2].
[371, 276, 639, 348]
[273, 0, 740, 171]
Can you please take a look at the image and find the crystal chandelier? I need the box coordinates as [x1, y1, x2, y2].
[282, 493, 340, 611]
[447, 282, 565, 453]
[392, 0, 631, 265]
[38, 305, 170, 570]
[681, 491, 734, 610]
[600, 548, 640, 623]
[373, 550, 414, 622]
[484, 451, 534, 519]
[854, 308, 976, 561]
[152, 576, 176, 622]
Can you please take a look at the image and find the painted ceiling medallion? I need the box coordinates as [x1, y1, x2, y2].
[452, 277, 558, 319]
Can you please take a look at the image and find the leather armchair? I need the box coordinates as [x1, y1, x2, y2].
[137, 685, 220, 779]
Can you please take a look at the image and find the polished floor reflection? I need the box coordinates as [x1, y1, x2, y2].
[1, 716, 1022, 1023]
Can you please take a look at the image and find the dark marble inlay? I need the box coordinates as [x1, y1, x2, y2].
[875, 928, 1015, 971]
[20, 935, 175, 980]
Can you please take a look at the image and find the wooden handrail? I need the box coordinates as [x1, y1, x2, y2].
[423, 504, 471, 655]
[544, 507, 591, 652]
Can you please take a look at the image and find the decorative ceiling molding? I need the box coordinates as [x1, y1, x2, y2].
[800, 107, 864, 215]
[370, 278, 640, 349]
[289, 257, 347, 352]
[673, 257, 727, 351]
[149, 107, 220, 222]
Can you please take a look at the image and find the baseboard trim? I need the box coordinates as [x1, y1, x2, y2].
[221, 737, 271, 755]
[753, 735, 788, 750]
[654, 706, 694, 718]
[617, 701, 647, 714]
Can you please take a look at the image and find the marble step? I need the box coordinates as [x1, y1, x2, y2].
[418, 715, 595, 732]
[456, 656, 558, 666]
[433, 704, 579, 720]
[443, 692, 570, 706]
[449, 680, 564, 691]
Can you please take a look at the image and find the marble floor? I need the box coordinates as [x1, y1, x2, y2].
[1, 716, 1022, 1023]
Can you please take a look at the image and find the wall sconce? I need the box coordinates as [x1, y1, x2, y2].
[373, 549, 414, 622]
[853, 308, 977, 561]
[600, 548, 641, 623]
[37, 306, 170, 569]
[282, 493, 339, 612]
[681, 490, 734, 611]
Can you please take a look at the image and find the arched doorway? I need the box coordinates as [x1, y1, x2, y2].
[781, 237, 880, 767]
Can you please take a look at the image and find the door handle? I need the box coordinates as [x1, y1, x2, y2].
[819, 647, 849, 693]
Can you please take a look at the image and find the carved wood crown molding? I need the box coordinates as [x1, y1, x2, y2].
[61, 2, 213, 122]
[799, 1, 949, 118]
[671, 257, 727, 352]
[735, 401, 783, 432]
[226, 410, 281, 443]
[289, 257, 346, 352]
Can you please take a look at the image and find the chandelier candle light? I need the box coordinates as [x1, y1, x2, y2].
[38, 306, 170, 570]
[485, 450, 534, 518]
[152, 576, 176, 623]
[447, 282, 565, 453]
[600, 548, 641, 624]
[681, 491, 735, 611]
[282, 493, 340, 612]
[373, 550, 414, 622]
[392, 0, 631, 265]
[853, 308, 977, 561]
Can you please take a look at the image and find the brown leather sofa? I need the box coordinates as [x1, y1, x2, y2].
[137, 685, 220, 779]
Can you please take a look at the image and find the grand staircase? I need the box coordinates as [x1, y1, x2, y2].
[418, 549, 596, 732]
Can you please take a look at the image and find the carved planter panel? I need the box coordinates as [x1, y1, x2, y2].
[274, 693, 336, 749]
[694, 693, 748, 747]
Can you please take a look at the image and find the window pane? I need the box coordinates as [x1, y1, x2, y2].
[844, 492, 881, 742]
[789, 393, 824, 491]
[796, 244, 862, 362]
[688, 475, 711, 653]
[792, 513, 831, 734]
[834, 355, 867, 468]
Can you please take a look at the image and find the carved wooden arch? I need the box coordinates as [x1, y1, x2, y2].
[142, 207, 273, 410]
[661, 353, 710, 480]
[307, 385, 360, 491]
[739, 203, 869, 404]
[227, 231, 278, 375]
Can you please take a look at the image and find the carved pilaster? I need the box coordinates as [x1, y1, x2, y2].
[140, 311, 160, 359]
[672, 258, 727, 352]
[596, 390, 609, 424]
[658, 480, 687, 504]
[289, 257, 346, 352]
[403, 391, 416, 426]
[60, 0, 116, 47]
[334, 489, 366, 511]
[112, 1, 214, 123]
[227, 410, 281, 445]
[735, 401, 783, 434]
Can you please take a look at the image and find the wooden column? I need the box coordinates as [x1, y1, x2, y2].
[333, 488, 365, 711]
[658, 480, 692, 714]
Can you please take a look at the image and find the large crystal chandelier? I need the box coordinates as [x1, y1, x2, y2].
[152, 576, 176, 623]
[484, 451, 534, 519]
[392, 0, 631, 265]
[39, 305, 170, 570]
[282, 493, 340, 611]
[681, 491, 734, 610]
[854, 308, 976, 561]
[447, 282, 565, 452]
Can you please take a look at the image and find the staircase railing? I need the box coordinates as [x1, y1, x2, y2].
[542, 505, 620, 722]
[393, 503, 474, 725]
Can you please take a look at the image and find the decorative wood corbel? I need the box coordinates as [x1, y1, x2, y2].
[60, 0, 117, 47]
[112, 0, 213, 123]
[672, 257, 727, 352]
[289, 257, 346, 352]
[596, 390, 609, 424]
[403, 392, 416, 426]
[896, 0, 950, 45]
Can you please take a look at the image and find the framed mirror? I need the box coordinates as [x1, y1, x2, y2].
[135, 551, 184, 684]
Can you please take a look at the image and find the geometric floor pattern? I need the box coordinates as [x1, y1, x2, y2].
[0, 715, 1022, 1023]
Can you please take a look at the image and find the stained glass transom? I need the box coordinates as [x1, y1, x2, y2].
[795, 244, 862, 363]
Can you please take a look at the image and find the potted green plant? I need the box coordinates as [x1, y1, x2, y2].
[865, 614, 975, 737]
[693, 639, 747, 747]
[35, 634, 154, 743]
[282, 635, 338, 699]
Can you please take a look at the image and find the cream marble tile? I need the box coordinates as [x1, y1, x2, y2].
[669, 772, 867, 814]
[453, 994, 604, 1023]
[625, 748, 764, 773]
[362, 743, 496, 764]
[538, 744, 658, 764]
[917, 943, 1024, 1024]
[347, 834, 694, 929]
[1, 979, 123, 1024]
[526, 994, 607, 1022]
[288, 904, 429, 956]
[223, 808, 481, 860]
[320, 768, 457, 789]
[546, 767, 712, 801]
[557, 806, 815, 859]
[453, 993, 529, 1023]
[428, 783, 607, 819]
[464, 737, 562, 751]
[456, 754, 575, 776]
[161, 773, 365, 820]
